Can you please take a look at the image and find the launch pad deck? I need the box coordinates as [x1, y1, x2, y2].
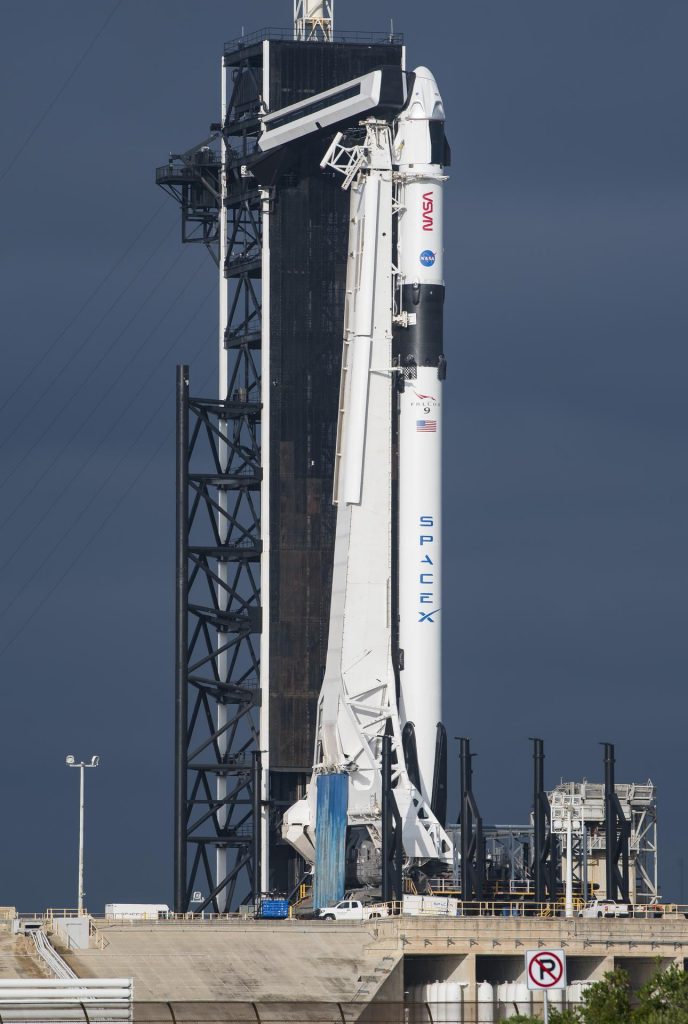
[50, 916, 688, 1002]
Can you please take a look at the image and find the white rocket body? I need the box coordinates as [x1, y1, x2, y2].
[395, 68, 446, 804]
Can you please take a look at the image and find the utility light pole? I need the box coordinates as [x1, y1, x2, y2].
[552, 788, 584, 920]
[65, 755, 99, 915]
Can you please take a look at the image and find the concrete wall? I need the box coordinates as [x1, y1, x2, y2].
[9, 915, 685, 1013]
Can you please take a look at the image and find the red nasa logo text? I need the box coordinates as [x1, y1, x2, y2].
[422, 191, 434, 231]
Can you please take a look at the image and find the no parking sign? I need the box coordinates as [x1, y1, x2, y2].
[526, 949, 567, 990]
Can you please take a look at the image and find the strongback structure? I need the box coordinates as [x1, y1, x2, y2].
[160, 28, 404, 912]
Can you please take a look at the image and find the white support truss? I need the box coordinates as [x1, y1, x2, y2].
[549, 780, 658, 902]
[294, 0, 334, 42]
[282, 121, 452, 869]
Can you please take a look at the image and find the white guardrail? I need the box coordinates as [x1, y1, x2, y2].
[0, 979, 133, 1022]
[31, 930, 78, 979]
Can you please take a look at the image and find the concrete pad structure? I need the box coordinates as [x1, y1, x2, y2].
[5, 917, 688, 1021]
[63, 917, 688, 997]
[373, 915, 688, 996]
[60, 921, 401, 1003]
[0, 931, 47, 981]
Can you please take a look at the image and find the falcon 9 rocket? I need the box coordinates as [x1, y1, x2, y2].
[394, 68, 448, 809]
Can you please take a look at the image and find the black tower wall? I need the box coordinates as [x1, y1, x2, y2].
[265, 40, 404, 889]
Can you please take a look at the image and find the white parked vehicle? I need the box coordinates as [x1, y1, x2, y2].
[578, 899, 630, 918]
[403, 894, 458, 916]
[317, 899, 388, 921]
[104, 903, 170, 920]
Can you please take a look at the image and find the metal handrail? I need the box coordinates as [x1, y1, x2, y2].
[354, 898, 688, 920]
[224, 27, 404, 52]
[31, 930, 77, 980]
[30, 900, 688, 930]
[44, 908, 83, 920]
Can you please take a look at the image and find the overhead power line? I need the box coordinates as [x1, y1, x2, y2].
[0, 275, 214, 560]
[0, 375, 174, 623]
[0, 363, 215, 659]
[0, 229, 185, 480]
[0, 217, 178, 455]
[1, 198, 168, 413]
[0, 0, 124, 184]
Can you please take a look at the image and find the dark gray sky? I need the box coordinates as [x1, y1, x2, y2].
[0, 1, 686, 912]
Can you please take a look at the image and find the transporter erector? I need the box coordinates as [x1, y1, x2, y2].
[256, 64, 452, 896]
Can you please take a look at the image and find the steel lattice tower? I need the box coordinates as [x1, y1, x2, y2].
[158, 26, 404, 912]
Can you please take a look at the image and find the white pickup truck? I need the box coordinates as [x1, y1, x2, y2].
[578, 899, 631, 918]
[317, 899, 388, 921]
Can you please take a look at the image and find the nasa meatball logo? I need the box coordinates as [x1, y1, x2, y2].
[420, 249, 436, 267]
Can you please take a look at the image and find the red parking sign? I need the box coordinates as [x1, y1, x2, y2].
[526, 949, 566, 990]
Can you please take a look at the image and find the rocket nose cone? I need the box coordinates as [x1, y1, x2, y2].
[413, 65, 436, 82]
[408, 66, 445, 121]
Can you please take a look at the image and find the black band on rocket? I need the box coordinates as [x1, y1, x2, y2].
[393, 283, 445, 367]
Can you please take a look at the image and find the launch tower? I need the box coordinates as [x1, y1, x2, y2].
[159, 21, 404, 911]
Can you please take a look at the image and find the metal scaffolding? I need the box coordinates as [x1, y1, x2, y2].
[163, 43, 265, 911]
[174, 361, 262, 913]
[548, 777, 657, 903]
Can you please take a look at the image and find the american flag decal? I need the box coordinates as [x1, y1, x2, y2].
[416, 420, 437, 433]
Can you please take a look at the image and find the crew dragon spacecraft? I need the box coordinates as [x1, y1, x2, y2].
[255, 63, 452, 890]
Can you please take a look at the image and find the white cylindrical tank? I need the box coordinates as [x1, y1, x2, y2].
[498, 982, 514, 1019]
[447, 982, 463, 1023]
[434, 981, 448, 1022]
[478, 981, 494, 1024]
[567, 982, 589, 1005]
[548, 986, 565, 1012]
[515, 983, 531, 1017]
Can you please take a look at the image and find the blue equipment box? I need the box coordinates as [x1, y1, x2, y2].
[258, 898, 289, 919]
